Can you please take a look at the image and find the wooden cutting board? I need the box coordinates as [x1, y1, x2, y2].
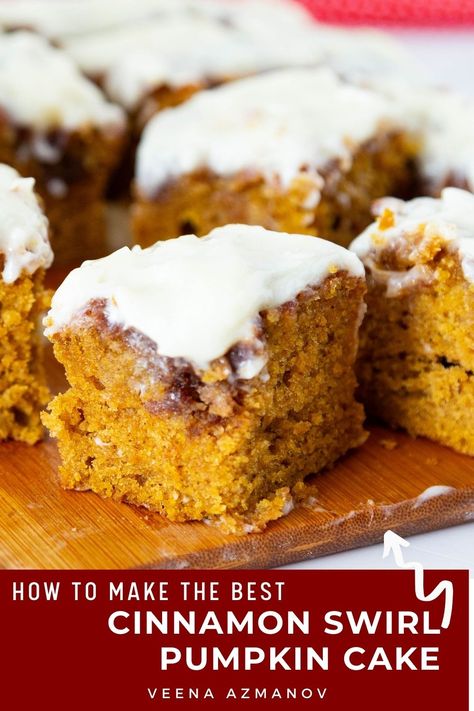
[0, 266, 472, 570]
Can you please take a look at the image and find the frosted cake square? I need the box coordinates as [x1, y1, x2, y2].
[43, 224, 366, 532]
[6, 0, 318, 194]
[0, 164, 53, 443]
[132, 68, 418, 249]
[351, 187, 474, 455]
[0, 32, 125, 263]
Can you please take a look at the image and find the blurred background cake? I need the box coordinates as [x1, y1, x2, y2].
[131, 66, 418, 247]
[0, 0, 471, 261]
[0, 31, 125, 262]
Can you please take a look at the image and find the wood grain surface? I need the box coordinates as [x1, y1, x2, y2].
[0, 265, 472, 570]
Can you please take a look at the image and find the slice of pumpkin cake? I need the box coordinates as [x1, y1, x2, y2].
[0, 164, 53, 444]
[0, 31, 125, 263]
[351, 187, 474, 454]
[43, 224, 366, 532]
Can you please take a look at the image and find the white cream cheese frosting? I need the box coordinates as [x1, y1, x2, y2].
[45, 224, 364, 378]
[415, 90, 474, 192]
[0, 0, 417, 115]
[0, 0, 312, 41]
[63, 9, 415, 112]
[0, 32, 124, 131]
[0, 164, 53, 283]
[136, 67, 406, 199]
[69, 17, 312, 111]
[350, 187, 474, 287]
[64, 18, 320, 111]
[0, 0, 177, 38]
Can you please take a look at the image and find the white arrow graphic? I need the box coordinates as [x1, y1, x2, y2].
[383, 530, 453, 629]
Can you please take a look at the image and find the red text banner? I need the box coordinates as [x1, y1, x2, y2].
[0, 570, 468, 709]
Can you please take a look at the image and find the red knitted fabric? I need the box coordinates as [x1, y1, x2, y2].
[297, 0, 474, 26]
